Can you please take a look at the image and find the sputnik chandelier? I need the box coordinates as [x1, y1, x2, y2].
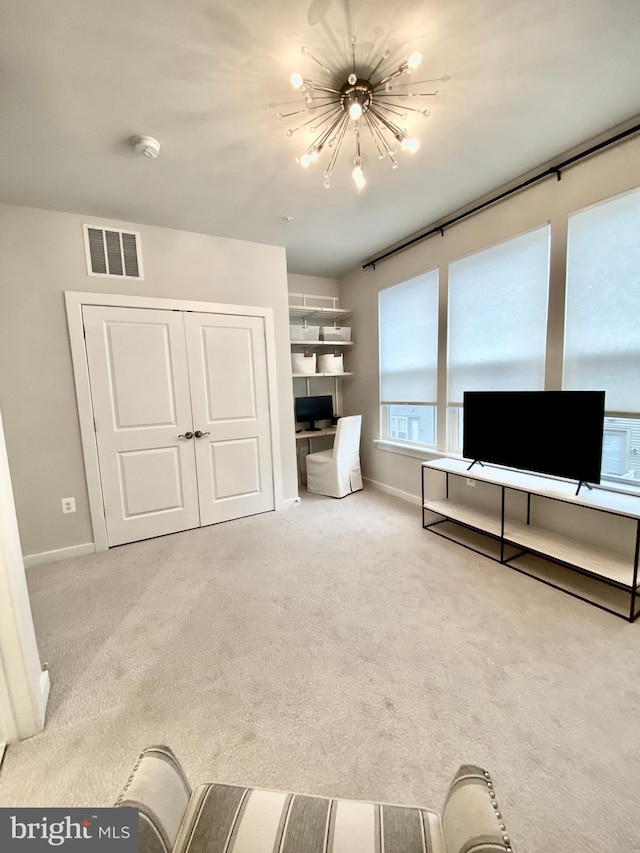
[275, 37, 446, 190]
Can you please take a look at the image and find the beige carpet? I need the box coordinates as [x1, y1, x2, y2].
[1, 487, 639, 852]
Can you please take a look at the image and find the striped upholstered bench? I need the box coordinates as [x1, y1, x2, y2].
[116, 745, 516, 853]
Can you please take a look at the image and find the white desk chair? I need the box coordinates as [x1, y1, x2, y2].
[306, 415, 363, 498]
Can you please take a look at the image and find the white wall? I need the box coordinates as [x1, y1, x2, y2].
[287, 273, 339, 298]
[339, 134, 640, 500]
[0, 204, 298, 559]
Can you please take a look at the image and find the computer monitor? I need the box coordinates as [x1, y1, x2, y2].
[294, 395, 334, 431]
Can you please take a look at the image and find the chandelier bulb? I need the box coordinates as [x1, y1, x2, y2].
[382, 49, 390, 60]
[304, 93, 313, 104]
[300, 153, 311, 167]
[348, 72, 357, 85]
[310, 126, 316, 133]
[310, 150, 319, 162]
[401, 137, 420, 153]
[407, 51, 422, 70]
[290, 72, 304, 90]
[349, 102, 363, 121]
[301, 45, 310, 55]
[286, 128, 294, 137]
[392, 160, 399, 169]
[385, 83, 392, 92]
[434, 89, 442, 98]
[352, 164, 365, 189]
[423, 108, 431, 117]
[323, 179, 331, 189]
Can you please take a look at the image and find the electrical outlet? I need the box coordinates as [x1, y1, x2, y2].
[61, 497, 76, 514]
[466, 478, 476, 487]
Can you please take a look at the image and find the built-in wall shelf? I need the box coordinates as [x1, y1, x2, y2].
[288, 306, 352, 322]
[290, 341, 354, 348]
[422, 457, 640, 622]
[292, 372, 354, 379]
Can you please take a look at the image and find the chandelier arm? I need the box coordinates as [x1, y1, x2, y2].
[280, 108, 311, 119]
[293, 104, 342, 134]
[365, 53, 392, 83]
[325, 115, 350, 177]
[363, 113, 389, 159]
[374, 64, 409, 89]
[305, 50, 334, 77]
[308, 84, 343, 96]
[305, 109, 346, 151]
[365, 112, 395, 156]
[368, 105, 405, 140]
[375, 91, 440, 98]
[374, 103, 411, 120]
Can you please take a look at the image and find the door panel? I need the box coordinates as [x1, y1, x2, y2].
[209, 438, 262, 499]
[118, 447, 185, 517]
[185, 313, 275, 525]
[83, 306, 200, 546]
[202, 326, 257, 421]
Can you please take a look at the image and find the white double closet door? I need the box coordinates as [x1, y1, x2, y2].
[83, 306, 274, 547]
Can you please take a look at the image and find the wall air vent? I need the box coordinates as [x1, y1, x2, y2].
[83, 225, 143, 280]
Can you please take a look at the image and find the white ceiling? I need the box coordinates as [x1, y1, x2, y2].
[2, 0, 640, 277]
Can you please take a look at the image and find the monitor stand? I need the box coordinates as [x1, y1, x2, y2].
[305, 420, 321, 431]
[575, 480, 593, 496]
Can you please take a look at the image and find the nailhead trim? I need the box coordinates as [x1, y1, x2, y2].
[482, 768, 512, 851]
[115, 750, 147, 807]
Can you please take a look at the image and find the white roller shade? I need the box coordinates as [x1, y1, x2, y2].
[564, 189, 640, 413]
[447, 225, 550, 404]
[379, 270, 439, 404]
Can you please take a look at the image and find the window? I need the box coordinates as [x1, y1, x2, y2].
[601, 417, 640, 486]
[447, 225, 551, 405]
[564, 189, 640, 488]
[387, 405, 436, 444]
[391, 415, 408, 440]
[379, 270, 439, 446]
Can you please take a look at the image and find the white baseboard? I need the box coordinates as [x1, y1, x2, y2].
[23, 543, 96, 569]
[279, 496, 302, 510]
[364, 477, 421, 506]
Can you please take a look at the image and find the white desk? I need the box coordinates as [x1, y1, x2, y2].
[295, 427, 337, 441]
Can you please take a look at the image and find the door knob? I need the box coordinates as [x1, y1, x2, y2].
[178, 432, 194, 439]
[194, 430, 210, 438]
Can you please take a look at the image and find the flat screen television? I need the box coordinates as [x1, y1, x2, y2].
[295, 394, 334, 431]
[462, 391, 605, 485]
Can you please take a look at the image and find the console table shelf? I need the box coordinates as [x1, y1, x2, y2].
[422, 458, 640, 622]
[423, 499, 502, 538]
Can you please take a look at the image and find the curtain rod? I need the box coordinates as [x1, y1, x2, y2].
[362, 121, 640, 270]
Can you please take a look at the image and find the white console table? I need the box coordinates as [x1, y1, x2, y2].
[422, 458, 640, 622]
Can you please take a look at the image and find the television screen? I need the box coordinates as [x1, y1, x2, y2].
[462, 391, 605, 484]
[294, 395, 334, 430]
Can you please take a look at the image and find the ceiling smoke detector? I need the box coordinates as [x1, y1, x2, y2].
[132, 135, 161, 159]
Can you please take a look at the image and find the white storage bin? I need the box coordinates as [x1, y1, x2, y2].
[290, 325, 320, 342]
[319, 326, 351, 342]
[317, 353, 344, 374]
[292, 352, 317, 374]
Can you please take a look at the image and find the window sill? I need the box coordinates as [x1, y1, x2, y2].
[374, 439, 443, 461]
